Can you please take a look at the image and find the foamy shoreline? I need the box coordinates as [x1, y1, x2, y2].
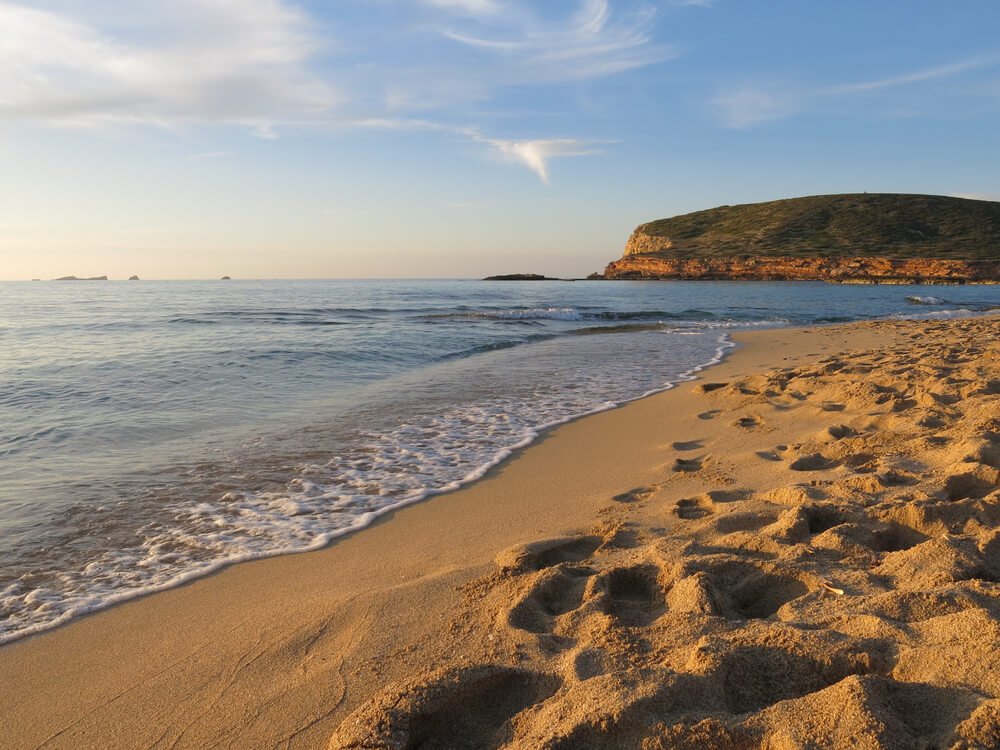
[5, 316, 1000, 748]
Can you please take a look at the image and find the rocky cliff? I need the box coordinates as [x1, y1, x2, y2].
[602, 193, 1000, 282]
[603, 254, 1000, 283]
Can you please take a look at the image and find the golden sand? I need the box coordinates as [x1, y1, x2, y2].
[5, 317, 1000, 748]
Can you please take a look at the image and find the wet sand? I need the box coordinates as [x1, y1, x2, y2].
[4, 317, 1000, 749]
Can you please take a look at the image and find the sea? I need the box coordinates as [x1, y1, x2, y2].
[1, 279, 998, 645]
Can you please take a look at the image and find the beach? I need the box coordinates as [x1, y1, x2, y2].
[4, 315, 1000, 748]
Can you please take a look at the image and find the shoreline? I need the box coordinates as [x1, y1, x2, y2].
[0, 331, 735, 650]
[5, 316, 1000, 748]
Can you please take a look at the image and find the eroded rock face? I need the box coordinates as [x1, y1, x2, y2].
[623, 228, 674, 257]
[605, 238, 1000, 283]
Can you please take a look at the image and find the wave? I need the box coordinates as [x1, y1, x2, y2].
[440, 334, 556, 359]
[569, 323, 667, 335]
[905, 296, 947, 305]
[892, 308, 978, 320]
[422, 308, 586, 321]
[420, 308, 722, 323]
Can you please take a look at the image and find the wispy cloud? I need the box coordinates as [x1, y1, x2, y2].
[0, 0, 336, 133]
[711, 87, 798, 129]
[441, 0, 676, 82]
[0, 1, 670, 180]
[712, 56, 999, 129]
[422, 0, 500, 17]
[828, 58, 994, 95]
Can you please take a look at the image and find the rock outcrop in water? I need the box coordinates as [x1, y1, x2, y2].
[600, 194, 1000, 283]
[54, 275, 109, 281]
[483, 274, 560, 281]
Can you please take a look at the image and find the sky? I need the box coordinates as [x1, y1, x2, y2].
[1, 0, 999, 280]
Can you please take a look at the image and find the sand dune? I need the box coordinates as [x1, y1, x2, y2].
[332, 317, 1000, 749]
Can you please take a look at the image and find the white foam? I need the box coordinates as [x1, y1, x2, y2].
[0, 329, 738, 645]
[892, 308, 978, 320]
[469, 308, 584, 320]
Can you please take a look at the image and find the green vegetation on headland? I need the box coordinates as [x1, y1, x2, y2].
[629, 193, 1000, 260]
[598, 194, 1000, 283]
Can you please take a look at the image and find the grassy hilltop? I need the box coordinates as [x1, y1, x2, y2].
[630, 193, 1000, 260]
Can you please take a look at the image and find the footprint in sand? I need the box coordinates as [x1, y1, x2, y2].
[688, 560, 810, 620]
[674, 497, 713, 520]
[735, 415, 763, 429]
[825, 424, 857, 440]
[597, 564, 667, 627]
[672, 439, 705, 451]
[673, 457, 704, 473]
[328, 665, 562, 750]
[507, 565, 592, 634]
[705, 488, 752, 503]
[495, 535, 601, 574]
[698, 409, 722, 421]
[612, 486, 655, 503]
[789, 453, 840, 471]
[695, 382, 729, 393]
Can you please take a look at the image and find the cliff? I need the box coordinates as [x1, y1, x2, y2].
[602, 193, 1000, 282]
[603, 255, 1000, 283]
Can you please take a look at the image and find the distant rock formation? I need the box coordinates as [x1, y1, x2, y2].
[483, 273, 558, 281]
[129, 275, 140, 280]
[220, 276, 231, 280]
[54, 275, 108, 281]
[599, 193, 1000, 283]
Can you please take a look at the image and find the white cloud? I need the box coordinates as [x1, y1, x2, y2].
[422, 0, 500, 16]
[441, 0, 676, 82]
[344, 118, 602, 183]
[482, 137, 599, 183]
[0, 0, 337, 133]
[0, 1, 658, 180]
[711, 87, 797, 129]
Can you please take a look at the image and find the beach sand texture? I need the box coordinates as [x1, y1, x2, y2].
[5, 317, 1000, 748]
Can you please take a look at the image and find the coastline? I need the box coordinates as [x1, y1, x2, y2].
[4, 316, 1000, 748]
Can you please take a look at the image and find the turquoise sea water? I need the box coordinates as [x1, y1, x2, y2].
[1, 278, 997, 643]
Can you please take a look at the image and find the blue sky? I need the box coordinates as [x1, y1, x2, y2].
[2, 0, 999, 279]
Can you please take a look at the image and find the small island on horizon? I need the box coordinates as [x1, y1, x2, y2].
[482, 273, 561, 281]
[594, 193, 1000, 284]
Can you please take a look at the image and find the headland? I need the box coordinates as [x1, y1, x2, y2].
[600, 193, 1000, 282]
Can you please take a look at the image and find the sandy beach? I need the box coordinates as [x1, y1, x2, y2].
[5, 315, 1000, 749]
